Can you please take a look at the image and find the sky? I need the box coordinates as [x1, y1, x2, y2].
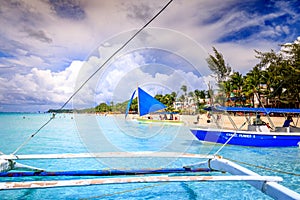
[0, 0, 300, 112]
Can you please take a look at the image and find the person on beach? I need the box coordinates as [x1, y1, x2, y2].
[207, 113, 211, 123]
[283, 116, 294, 127]
[163, 114, 167, 120]
[253, 114, 266, 125]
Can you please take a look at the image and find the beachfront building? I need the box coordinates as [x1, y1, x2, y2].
[173, 97, 200, 114]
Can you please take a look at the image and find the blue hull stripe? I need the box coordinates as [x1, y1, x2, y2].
[190, 129, 300, 147]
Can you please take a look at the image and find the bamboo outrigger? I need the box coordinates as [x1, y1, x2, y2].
[0, 152, 300, 200]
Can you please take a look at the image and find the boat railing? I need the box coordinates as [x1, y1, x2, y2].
[272, 126, 300, 133]
[290, 126, 300, 132]
[274, 127, 289, 132]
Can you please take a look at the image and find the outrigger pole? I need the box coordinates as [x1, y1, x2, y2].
[1, 152, 300, 200]
[0, 175, 283, 190]
[0, 167, 211, 177]
[185, 157, 300, 200]
[0, 152, 215, 161]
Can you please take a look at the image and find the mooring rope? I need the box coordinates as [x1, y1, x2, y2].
[11, 0, 174, 155]
[213, 120, 247, 156]
[12, 114, 55, 155]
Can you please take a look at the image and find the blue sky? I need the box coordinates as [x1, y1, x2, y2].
[0, 0, 299, 112]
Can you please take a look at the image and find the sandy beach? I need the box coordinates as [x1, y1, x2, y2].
[181, 114, 296, 130]
[116, 113, 298, 130]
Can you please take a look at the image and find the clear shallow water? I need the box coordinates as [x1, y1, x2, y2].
[0, 113, 299, 199]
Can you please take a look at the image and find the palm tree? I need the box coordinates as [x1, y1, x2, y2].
[181, 85, 187, 98]
[180, 85, 187, 111]
[171, 91, 177, 101]
[194, 89, 201, 109]
[243, 66, 263, 107]
[280, 41, 300, 107]
[255, 48, 298, 107]
[199, 90, 206, 99]
[229, 71, 244, 105]
[260, 70, 272, 106]
[230, 72, 243, 93]
[206, 47, 231, 85]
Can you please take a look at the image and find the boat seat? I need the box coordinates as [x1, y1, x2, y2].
[290, 126, 300, 132]
[247, 125, 270, 132]
[275, 127, 289, 132]
[275, 126, 300, 133]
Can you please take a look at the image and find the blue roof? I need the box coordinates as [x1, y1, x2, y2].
[205, 106, 300, 114]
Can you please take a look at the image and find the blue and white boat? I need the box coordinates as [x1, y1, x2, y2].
[190, 106, 300, 147]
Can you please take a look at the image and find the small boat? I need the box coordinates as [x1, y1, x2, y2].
[125, 87, 184, 125]
[190, 106, 300, 147]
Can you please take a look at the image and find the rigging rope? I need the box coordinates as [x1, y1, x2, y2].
[213, 115, 247, 156]
[11, 0, 174, 155]
[226, 157, 300, 177]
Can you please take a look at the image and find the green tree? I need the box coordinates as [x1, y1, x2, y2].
[243, 66, 263, 107]
[194, 89, 201, 108]
[171, 91, 177, 100]
[230, 72, 243, 93]
[206, 47, 231, 105]
[229, 71, 244, 105]
[255, 40, 300, 108]
[206, 47, 232, 84]
[95, 103, 111, 112]
[280, 41, 300, 106]
[180, 85, 187, 103]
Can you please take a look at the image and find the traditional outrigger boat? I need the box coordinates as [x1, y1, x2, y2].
[190, 106, 300, 147]
[125, 87, 184, 125]
[1, 151, 300, 200]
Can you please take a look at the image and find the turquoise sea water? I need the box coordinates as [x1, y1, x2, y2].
[0, 113, 299, 200]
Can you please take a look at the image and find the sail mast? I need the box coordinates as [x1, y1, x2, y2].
[137, 84, 140, 116]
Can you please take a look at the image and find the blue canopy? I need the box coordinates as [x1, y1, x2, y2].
[205, 106, 300, 114]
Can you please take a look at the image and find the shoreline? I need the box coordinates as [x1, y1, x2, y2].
[121, 113, 298, 129]
[10, 112, 298, 130]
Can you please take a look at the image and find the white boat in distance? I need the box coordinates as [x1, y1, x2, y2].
[125, 87, 184, 125]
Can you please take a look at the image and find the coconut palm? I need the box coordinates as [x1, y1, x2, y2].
[242, 66, 263, 107]
[206, 47, 231, 85]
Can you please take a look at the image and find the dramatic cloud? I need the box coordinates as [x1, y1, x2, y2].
[0, 0, 299, 111]
[22, 27, 53, 43]
[0, 61, 82, 112]
[49, 0, 86, 20]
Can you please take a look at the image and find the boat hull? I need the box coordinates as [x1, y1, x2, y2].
[190, 128, 300, 147]
[137, 118, 184, 126]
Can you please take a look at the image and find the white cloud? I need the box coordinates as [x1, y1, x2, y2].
[1, 0, 299, 111]
[0, 60, 83, 111]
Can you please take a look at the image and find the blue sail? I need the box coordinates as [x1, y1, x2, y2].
[125, 90, 136, 119]
[138, 87, 166, 116]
